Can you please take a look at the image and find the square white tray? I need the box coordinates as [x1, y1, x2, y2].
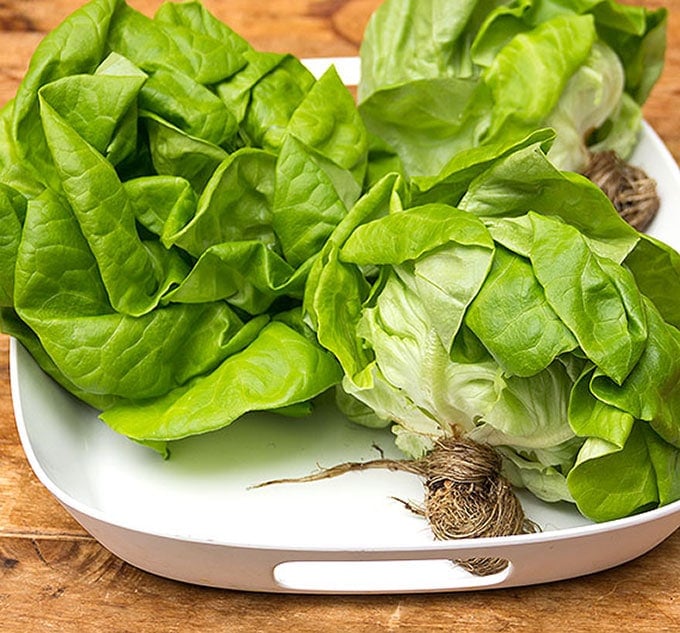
[10, 58, 680, 593]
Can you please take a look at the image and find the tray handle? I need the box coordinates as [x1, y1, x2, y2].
[272, 557, 513, 593]
[229, 538, 580, 593]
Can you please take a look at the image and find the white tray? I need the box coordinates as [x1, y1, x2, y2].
[9, 58, 680, 594]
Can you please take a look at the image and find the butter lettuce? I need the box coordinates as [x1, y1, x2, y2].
[0, 0, 361, 446]
[358, 0, 666, 176]
[304, 139, 680, 522]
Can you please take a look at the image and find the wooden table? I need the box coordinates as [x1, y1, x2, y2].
[2, 1, 680, 630]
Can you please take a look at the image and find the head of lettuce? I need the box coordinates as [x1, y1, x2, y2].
[304, 136, 680, 523]
[358, 0, 667, 179]
[0, 0, 369, 452]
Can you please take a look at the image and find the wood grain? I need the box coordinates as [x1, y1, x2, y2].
[1, 0, 680, 630]
[0, 0, 379, 106]
[2, 531, 680, 633]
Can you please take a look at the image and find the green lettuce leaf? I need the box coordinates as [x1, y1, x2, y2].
[100, 320, 342, 441]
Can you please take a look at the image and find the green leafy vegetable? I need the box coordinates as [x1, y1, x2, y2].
[358, 0, 666, 176]
[305, 138, 680, 522]
[101, 319, 342, 441]
[1, 0, 364, 445]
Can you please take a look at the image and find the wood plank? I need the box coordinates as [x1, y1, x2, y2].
[0, 0, 378, 107]
[0, 0, 378, 55]
[2, 533, 680, 632]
